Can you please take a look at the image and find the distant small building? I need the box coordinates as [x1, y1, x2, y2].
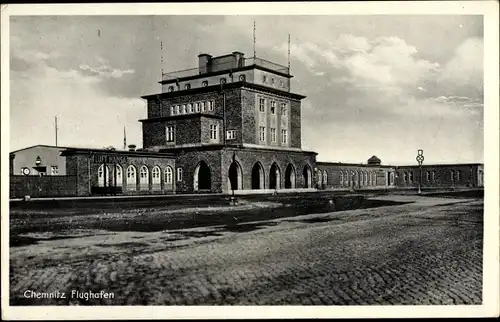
[367, 155, 382, 165]
[10, 145, 68, 176]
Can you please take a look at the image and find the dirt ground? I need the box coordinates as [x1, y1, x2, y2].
[9, 193, 483, 305]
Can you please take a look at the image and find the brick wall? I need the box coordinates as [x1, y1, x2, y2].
[396, 164, 482, 187]
[174, 148, 223, 193]
[289, 99, 302, 149]
[224, 89, 243, 145]
[142, 122, 166, 149]
[65, 153, 176, 196]
[316, 162, 396, 189]
[10, 175, 78, 198]
[221, 147, 316, 191]
[241, 89, 257, 144]
[200, 117, 223, 144]
[144, 89, 243, 149]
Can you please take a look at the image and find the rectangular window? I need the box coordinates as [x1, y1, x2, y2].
[403, 172, 407, 183]
[451, 171, 455, 181]
[195, 102, 200, 113]
[226, 130, 236, 140]
[208, 100, 214, 111]
[456, 170, 461, 181]
[281, 103, 287, 116]
[51, 166, 59, 175]
[188, 103, 193, 113]
[177, 168, 183, 182]
[409, 172, 413, 183]
[201, 102, 206, 112]
[170, 106, 175, 115]
[271, 128, 276, 143]
[176, 105, 180, 115]
[259, 98, 265, 112]
[432, 171, 436, 181]
[181, 104, 186, 114]
[281, 129, 287, 144]
[166, 126, 175, 142]
[210, 124, 218, 140]
[259, 126, 266, 142]
[426, 171, 430, 181]
[270, 101, 276, 114]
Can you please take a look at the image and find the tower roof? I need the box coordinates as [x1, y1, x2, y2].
[367, 155, 381, 164]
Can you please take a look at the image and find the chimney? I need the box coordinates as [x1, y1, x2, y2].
[128, 144, 137, 152]
[232, 51, 245, 68]
[198, 53, 212, 74]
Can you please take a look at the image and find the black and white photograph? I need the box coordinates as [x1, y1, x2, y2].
[1, 1, 499, 320]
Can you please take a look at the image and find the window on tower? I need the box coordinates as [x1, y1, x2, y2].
[226, 130, 236, 140]
[259, 126, 266, 142]
[270, 101, 276, 114]
[281, 129, 287, 144]
[210, 124, 218, 141]
[281, 103, 287, 116]
[177, 168, 183, 182]
[259, 98, 265, 112]
[166, 126, 175, 142]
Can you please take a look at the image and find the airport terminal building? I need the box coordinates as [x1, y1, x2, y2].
[9, 51, 484, 198]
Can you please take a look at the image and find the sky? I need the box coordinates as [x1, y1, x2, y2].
[9, 15, 484, 165]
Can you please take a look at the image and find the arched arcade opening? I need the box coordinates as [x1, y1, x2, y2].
[251, 162, 265, 189]
[270, 163, 281, 190]
[303, 165, 312, 188]
[285, 164, 296, 189]
[194, 161, 211, 192]
[228, 161, 243, 191]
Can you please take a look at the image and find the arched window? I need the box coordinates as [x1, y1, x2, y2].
[373, 172, 377, 186]
[126, 165, 136, 190]
[164, 166, 173, 185]
[152, 166, 161, 190]
[113, 164, 123, 187]
[364, 171, 368, 186]
[323, 170, 328, 186]
[340, 171, 344, 186]
[97, 164, 110, 187]
[140, 165, 149, 190]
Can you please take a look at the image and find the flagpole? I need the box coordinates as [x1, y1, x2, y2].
[55, 116, 58, 146]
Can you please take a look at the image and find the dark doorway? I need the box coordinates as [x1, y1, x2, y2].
[228, 161, 242, 190]
[270, 163, 281, 190]
[303, 165, 312, 188]
[195, 161, 211, 191]
[251, 163, 264, 189]
[285, 164, 295, 189]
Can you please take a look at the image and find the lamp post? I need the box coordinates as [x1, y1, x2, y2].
[416, 149, 424, 194]
[230, 152, 236, 205]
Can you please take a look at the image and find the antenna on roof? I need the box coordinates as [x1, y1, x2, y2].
[288, 33, 291, 73]
[253, 20, 256, 58]
[160, 40, 164, 76]
[55, 116, 58, 147]
[123, 126, 127, 151]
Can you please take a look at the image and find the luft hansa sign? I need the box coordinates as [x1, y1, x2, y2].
[93, 154, 128, 164]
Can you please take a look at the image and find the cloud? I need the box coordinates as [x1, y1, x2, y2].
[78, 63, 135, 79]
[438, 37, 483, 98]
